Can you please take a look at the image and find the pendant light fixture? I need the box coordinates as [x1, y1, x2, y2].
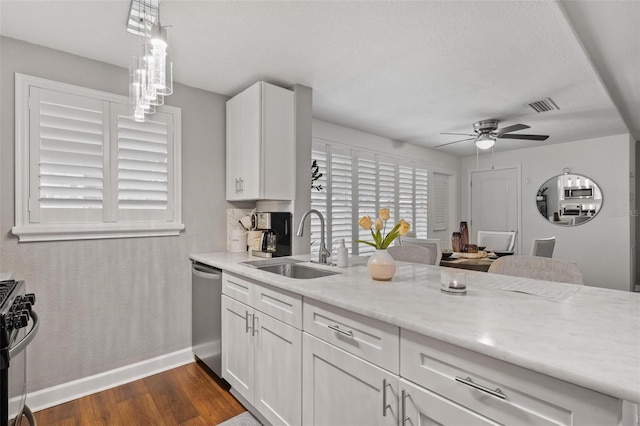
[127, 0, 173, 122]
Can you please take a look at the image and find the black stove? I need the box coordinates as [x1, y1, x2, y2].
[0, 280, 38, 426]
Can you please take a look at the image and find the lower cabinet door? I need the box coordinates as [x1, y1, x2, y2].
[254, 312, 302, 426]
[221, 295, 255, 404]
[399, 379, 498, 426]
[302, 333, 398, 426]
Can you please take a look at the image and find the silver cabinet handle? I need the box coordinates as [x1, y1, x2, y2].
[235, 178, 240, 194]
[327, 324, 353, 337]
[401, 389, 410, 426]
[455, 376, 507, 400]
[239, 178, 244, 193]
[245, 311, 251, 333]
[382, 379, 390, 417]
[252, 314, 258, 336]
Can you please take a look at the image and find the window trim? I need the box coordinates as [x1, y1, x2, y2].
[12, 73, 184, 242]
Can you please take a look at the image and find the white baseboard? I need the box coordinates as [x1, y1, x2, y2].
[25, 347, 194, 412]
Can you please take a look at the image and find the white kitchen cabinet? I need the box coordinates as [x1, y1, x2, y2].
[221, 273, 302, 425]
[221, 295, 254, 399]
[399, 378, 498, 426]
[226, 81, 294, 201]
[303, 298, 399, 373]
[302, 333, 398, 426]
[400, 330, 620, 426]
[255, 312, 302, 425]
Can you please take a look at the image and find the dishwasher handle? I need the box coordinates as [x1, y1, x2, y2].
[192, 262, 222, 280]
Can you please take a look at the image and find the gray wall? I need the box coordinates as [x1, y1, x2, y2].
[0, 37, 228, 392]
[461, 134, 634, 291]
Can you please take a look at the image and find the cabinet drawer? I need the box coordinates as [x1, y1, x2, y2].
[222, 272, 252, 305]
[253, 281, 302, 329]
[303, 298, 399, 373]
[401, 330, 619, 426]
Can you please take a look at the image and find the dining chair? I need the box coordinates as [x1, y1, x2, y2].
[399, 237, 442, 265]
[487, 255, 583, 284]
[477, 230, 516, 252]
[531, 237, 556, 258]
[388, 245, 435, 265]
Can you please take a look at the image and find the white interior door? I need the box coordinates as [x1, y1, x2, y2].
[470, 168, 520, 252]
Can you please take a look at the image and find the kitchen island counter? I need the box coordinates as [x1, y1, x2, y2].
[190, 252, 640, 404]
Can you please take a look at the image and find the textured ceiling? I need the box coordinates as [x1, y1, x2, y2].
[1, 0, 638, 156]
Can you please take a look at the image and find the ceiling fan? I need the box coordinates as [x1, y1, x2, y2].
[436, 119, 549, 149]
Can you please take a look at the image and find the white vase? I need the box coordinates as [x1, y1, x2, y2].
[367, 249, 396, 281]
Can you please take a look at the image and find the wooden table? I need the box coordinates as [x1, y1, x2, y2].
[439, 256, 496, 272]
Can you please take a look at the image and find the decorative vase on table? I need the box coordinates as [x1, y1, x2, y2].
[367, 249, 396, 281]
[452, 232, 462, 253]
[459, 221, 469, 252]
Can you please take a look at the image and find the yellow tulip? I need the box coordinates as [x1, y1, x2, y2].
[375, 218, 383, 231]
[359, 215, 372, 230]
[398, 219, 411, 236]
[379, 208, 390, 221]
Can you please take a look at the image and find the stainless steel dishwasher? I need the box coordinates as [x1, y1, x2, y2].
[191, 261, 222, 377]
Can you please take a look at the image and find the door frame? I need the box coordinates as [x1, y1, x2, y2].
[468, 165, 522, 254]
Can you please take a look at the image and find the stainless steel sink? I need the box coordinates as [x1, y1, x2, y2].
[257, 263, 339, 279]
[240, 259, 340, 279]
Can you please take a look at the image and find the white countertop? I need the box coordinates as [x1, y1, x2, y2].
[190, 251, 640, 404]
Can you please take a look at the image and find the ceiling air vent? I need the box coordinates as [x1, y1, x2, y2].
[527, 98, 560, 113]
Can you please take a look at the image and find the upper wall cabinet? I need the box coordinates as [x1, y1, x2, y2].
[226, 81, 295, 201]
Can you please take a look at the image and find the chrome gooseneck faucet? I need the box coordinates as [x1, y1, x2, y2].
[296, 209, 331, 264]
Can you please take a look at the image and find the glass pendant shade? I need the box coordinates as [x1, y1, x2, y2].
[128, 1, 173, 122]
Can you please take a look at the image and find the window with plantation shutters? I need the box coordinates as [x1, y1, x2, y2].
[312, 139, 429, 256]
[13, 74, 183, 242]
[29, 88, 108, 224]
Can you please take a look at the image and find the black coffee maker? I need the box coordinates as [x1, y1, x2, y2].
[252, 212, 292, 258]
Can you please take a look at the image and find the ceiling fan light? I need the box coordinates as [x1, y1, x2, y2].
[475, 133, 495, 149]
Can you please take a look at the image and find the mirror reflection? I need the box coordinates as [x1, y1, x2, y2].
[536, 173, 603, 226]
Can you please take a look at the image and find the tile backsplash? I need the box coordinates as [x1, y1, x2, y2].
[227, 208, 253, 251]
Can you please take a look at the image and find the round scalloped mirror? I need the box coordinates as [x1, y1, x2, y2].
[536, 173, 603, 226]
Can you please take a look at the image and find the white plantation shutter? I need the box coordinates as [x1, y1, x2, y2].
[357, 152, 377, 255]
[14, 74, 183, 242]
[311, 140, 429, 256]
[414, 167, 429, 238]
[113, 106, 174, 222]
[378, 157, 396, 224]
[329, 146, 353, 257]
[398, 164, 414, 230]
[432, 172, 449, 231]
[310, 145, 328, 258]
[30, 88, 107, 223]
[311, 139, 428, 256]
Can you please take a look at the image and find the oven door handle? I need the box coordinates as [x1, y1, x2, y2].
[9, 310, 40, 359]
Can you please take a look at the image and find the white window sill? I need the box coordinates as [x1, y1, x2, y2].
[12, 222, 185, 242]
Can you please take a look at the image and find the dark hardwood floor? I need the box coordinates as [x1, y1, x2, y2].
[34, 361, 246, 425]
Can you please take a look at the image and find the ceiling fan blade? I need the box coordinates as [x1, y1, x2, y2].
[434, 137, 475, 148]
[497, 133, 549, 141]
[495, 123, 530, 135]
[440, 132, 475, 136]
